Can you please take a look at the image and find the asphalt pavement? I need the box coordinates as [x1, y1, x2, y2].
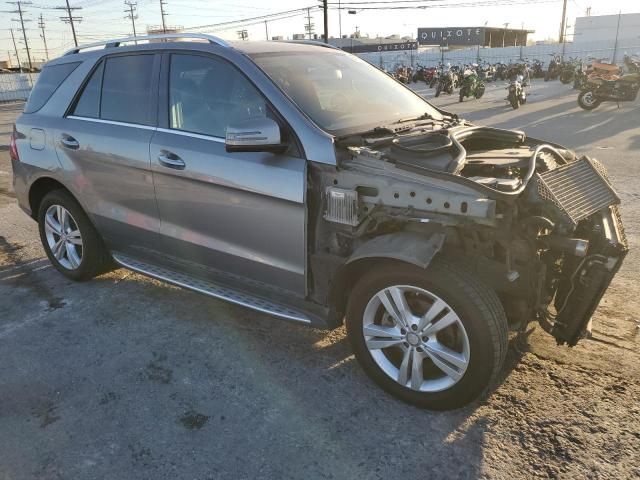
[0, 81, 639, 480]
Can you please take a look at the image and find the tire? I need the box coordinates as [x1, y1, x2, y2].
[435, 83, 442, 97]
[577, 90, 602, 110]
[509, 92, 520, 109]
[475, 84, 485, 99]
[559, 71, 573, 84]
[544, 72, 550, 82]
[459, 90, 465, 102]
[346, 258, 508, 410]
[37, 189, 111, 281]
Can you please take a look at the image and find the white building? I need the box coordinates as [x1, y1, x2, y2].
[573, 12, 640, 44]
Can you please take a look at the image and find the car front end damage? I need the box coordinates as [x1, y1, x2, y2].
[309, 121, 627, 346]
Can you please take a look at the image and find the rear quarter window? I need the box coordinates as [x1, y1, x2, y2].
[24, 62, 80, 113]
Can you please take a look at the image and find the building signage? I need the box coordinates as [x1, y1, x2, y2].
[417, 27, 484, 46]
[342, 41, 419, 54]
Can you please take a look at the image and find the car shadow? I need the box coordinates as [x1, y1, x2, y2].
[83, 270, 499, 477]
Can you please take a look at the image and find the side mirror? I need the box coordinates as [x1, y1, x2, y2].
[225, 117, 287, 154]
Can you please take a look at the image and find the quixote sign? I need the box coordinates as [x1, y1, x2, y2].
[342, 41, 419, 54]
[417, 27, 484, 46]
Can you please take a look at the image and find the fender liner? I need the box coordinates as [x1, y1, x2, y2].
[325, 231, 446, 328]
[346, 231, 446, 269]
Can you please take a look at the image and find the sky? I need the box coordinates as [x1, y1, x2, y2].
[1, 0, 639, 65]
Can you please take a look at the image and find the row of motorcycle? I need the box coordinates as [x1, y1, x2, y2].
[545, 54, 640, 110]
[392, 61, 531, 109]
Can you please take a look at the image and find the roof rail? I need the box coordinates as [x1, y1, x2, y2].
[282, 40, 340, 50]
[63, 33, 231, 56]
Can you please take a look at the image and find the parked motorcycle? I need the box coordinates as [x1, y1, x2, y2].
[544, 54, 561, 81]
[578, 68, 640, 110]
[559, 58, 580, 84]
[435, 65, 456, 97]
[413, 65, 436, 84]
[507, 74, 527, 109]
[459, 66, 486, 102]
[394, 66, 412, 84]
[531, 59, 545, 79]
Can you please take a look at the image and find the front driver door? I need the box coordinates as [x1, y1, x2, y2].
[149, 52, 306, 296]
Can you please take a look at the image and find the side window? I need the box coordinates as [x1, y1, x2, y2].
[72, 61, 104, 118]
[24, 62, 80, 113]
[101, 55, 155, 125]
[169, 54, 267, 138]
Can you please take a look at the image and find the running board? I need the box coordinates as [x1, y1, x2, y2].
[112, 253, 312, 325]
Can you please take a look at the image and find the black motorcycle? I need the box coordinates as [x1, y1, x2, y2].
[578, 70, 640, 110]
[435, 68, 456, 97]
[544, 54, 561, 81]
[531, 59, 545, 79]
[559, 58, 580, 84]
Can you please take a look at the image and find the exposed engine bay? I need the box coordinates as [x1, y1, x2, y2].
[308, 120, 628, 346]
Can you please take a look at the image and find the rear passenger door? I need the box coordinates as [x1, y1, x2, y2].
[57, 53, 161, 256]
[149, 52, 307, 296]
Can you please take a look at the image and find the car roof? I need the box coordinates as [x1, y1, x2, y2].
[45, 37, 339, 68]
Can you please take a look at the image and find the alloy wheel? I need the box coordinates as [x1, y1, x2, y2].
[582, 91, 596, 106]
[44, 204, 83, 270]
[362, 285, 470, 393]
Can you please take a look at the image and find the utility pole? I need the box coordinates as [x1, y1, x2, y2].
[322, 0, 328, 43]
[38, 13, 48, 61]
[124, 1, 138, 38]
[264, 20, 268, 41]
[9, 28, 21, 70]
[338, 0, 342, 39]
[159, 0, 167, 33]
[304, 7, 314, 40]
[611, 10, 621, 64]
[55, 0, 82, 47]
[559, 0, 568, 43]
[502, 22, 509, 48]
[8, 1, 33, 70]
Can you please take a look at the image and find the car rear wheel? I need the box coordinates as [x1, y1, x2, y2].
[346, 258, 508, 410]
[38, 189, 111, 281]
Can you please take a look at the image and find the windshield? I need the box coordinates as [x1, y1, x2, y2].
[250, 50, 443, 136]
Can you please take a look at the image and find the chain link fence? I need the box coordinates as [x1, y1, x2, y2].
[359, 38, 640, 70]
[0, 73, 38, 103]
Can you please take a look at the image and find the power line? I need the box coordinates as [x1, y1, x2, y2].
[55, 0, 82, 47]
[183, 6, 320, 32]
[7, 1, 33, 70]
[124, 1, 137, 38]
[328, 0, 560, 8]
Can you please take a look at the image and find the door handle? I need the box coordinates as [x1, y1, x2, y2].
[157, 150, 186, 170]
[60, 134, 79, 150]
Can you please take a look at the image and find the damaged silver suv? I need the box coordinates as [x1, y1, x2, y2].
[11, 34, 627, 410]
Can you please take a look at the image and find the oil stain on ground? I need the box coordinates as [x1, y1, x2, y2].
[178, 410, 209, 430]
[144, 352, 173, 384]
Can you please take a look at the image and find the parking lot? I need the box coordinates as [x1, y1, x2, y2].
[0, 80, 639, 479]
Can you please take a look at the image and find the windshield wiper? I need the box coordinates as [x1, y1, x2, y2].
[393, 112, 434, 124]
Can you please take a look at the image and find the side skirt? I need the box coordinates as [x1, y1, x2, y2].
[112, 252, 328, 328]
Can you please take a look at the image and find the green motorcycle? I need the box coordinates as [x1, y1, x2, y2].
[459, 67, 486, 102]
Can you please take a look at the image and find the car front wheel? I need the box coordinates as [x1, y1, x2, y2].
[346, 258, 508, 410]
